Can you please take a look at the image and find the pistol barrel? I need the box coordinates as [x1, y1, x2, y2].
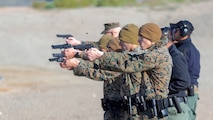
[51, 44, 72, 49]
[52, 53, 65, 57]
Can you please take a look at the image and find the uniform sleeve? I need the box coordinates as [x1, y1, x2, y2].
[76, 52, 88, 60]
[96, 52, 156, 73]
[82, 41, 100, 49]
[73, 59, 122, 81]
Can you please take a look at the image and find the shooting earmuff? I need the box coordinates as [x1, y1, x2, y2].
[177, 20, 194, 37]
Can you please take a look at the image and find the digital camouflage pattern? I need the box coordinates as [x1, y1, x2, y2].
[73, 65, 142, 120]
[77, 42, 172, 100]
[121, 46, 143, 96]
[97, 43, 172, 120]
[74, 46, 144, 120]
[74, 46, 143, 97]
[74, 42, 172, 119]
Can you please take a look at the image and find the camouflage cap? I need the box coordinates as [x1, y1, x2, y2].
[98, 34, 113, 49]
[101, 22, 120, 34]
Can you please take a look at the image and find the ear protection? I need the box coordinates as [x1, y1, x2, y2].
[177, 20, 194, 37]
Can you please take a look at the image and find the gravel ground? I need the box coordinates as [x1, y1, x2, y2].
[0, 1, 213, 120]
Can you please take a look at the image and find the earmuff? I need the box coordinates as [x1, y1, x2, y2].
[178, 20, 194, 37]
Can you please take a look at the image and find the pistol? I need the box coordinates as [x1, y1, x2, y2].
[173, 96, 182, 113]
[51, 44, 72, 49]
[48, 57, 64, 62]
[73, 44, 94, 50]
[56, 34, 73, 38]
[51, 43, 94, 51]
[52, 53, 65, 57]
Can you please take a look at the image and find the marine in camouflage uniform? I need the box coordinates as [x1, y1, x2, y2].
[103, 24, 143, 120]
[75, 24, 144, 120]
[65, 33, 124, 119]
[93, 34, 125, 119]
[65, 23, 173, 120]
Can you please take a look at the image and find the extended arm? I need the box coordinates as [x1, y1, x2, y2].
[60, 57, 122, 81]
[73, 66, 122, 81]
[79, 51, 156, 73]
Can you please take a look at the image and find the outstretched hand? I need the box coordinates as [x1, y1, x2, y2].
[66, 37, 82, 46]
[86, 48, 104, 61]
[60, 58, 80, 70]
[62, 48, 77, 59]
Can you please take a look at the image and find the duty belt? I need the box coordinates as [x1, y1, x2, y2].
[101, 95, 169, 119]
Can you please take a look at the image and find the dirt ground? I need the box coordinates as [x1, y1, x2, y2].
[0, 1, 213, 120]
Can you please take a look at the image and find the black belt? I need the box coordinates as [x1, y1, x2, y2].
[168, 96, 187, 105]
[102, 96, 169, 118]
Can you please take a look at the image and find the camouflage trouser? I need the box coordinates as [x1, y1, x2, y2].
[104, 106, 142, 120]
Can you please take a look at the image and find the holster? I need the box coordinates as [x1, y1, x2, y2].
[168, 96, 187, 113]
[172, 96, 182, 113]
[146, 98, 169, 118]
[101, 98, 123, 118]
[187, 85, 195, 96]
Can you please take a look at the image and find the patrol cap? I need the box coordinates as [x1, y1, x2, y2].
[101, 22, 120, 34]
[98, 34, 113, 49]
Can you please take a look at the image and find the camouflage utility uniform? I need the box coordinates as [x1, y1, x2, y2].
[74, 47, 143, 120]
[74, 42, 173, 120]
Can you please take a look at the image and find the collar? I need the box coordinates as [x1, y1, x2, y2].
[147, 42, 162, 51]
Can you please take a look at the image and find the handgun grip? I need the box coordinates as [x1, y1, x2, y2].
[173, 96, 182, 113]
